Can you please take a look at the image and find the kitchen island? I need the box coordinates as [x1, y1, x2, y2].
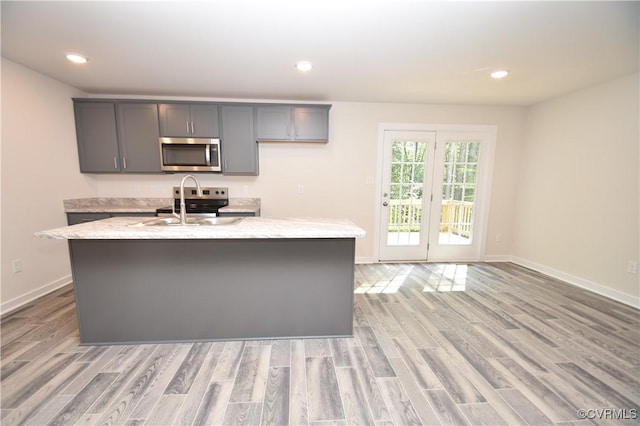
[36, 217, 365, 345]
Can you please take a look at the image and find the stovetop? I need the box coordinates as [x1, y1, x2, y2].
[156, 186, 229, 214]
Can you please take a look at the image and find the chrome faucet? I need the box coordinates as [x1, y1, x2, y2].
[177, 174, 202, 225]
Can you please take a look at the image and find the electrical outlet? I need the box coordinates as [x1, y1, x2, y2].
[12, 259, 22, 273]
[628, 261, 638, 274]
[495, 233, 502, 242]
[297, 184, 305, 194]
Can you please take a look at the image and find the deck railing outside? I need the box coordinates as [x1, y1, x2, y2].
[388, 199, 473, 237]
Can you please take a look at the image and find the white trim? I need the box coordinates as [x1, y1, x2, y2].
[355, 256, 376, 264]
[483, 254, 513, 262]
[510, 257, 640, 309]
[0, 275, 72, 316]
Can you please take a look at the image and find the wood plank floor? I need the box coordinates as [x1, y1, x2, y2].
[1, 262, 639, 425]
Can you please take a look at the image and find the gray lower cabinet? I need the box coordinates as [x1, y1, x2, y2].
[116, 103, 161, 172]
[74, 102, 120, 173]
[218, 211, 258, 217]
[256, 105, 330, 142]
[67, 212, 154, 225]
[69, 237, 355, 344]
[158, 103, 219, 137]
[74, 100, 161, 173]
[221, 106, 258, 175]
[67, 213, 111, 225]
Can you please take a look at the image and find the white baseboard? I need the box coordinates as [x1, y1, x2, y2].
[358, 255, 513, 264]
[483, 254, 512, 262]
[509, 257, 639, 309]
[0, 275, 72, 316]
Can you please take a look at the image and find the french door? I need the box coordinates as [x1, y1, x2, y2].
[378, 131, 435, 261]
[378, 128, 494, 262]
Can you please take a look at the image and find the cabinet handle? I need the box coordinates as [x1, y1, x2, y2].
[114, 156, 118, 169]
[191, 121, 195, 134]
[122, 157, 127, 169]
[186, 121, 190, 135]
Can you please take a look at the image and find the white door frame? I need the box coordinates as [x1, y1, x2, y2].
[374, 123, 497, 262]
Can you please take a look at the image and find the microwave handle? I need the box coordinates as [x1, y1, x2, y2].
[205, 145, 211, 166]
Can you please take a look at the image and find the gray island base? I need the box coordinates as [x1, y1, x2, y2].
[37, 217, 365, 345]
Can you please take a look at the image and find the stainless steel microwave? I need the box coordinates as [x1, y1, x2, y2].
[159, 137, 221, 172]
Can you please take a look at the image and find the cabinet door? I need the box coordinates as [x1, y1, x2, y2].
[218, 212, 257, 217]
[256, 107, 292, 140]
[110, 212, 156, 218]
[158, 104, 191, 137]
[74, 102, 121, 172]
[67, 213, 110, 225]
[294, 107, 329, 141]
[190, 104, 220, 137]
[221, 106, 258, 175]
[67, 212, 154, 225]
[116, 103, 161, 173]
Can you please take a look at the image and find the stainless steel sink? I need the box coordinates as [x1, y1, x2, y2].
[130, 217, 244, 227]
[195, 217, 244, 226]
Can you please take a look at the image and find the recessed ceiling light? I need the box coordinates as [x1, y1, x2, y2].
[66, 53, 88, 64]
[295, 61, 313, 72]
[491, 70, 509, 79]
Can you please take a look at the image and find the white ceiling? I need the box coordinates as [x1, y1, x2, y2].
[2, 1, 638, 106]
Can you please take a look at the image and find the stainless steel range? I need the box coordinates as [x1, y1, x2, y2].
[156, 186, 229, 217]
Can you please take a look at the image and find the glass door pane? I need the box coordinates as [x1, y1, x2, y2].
[439, 140, 480, 245]
[387, 139, 427, 246]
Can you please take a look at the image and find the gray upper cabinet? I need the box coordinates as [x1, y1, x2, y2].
[158, 103, 219, 137]
[74, 100, 161, 173]
[256, 106, 330, 142]
[294, 108, 329, 140]
[221, 106, 258, 175]
[75, 99, 330, 175]
[74, 102, 120, 173]
[256, 107, 291, 140]
[116, 103, 161, 173]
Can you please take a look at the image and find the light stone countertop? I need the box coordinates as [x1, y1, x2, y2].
[35, 216, 365, 240]
[219, 198, 261, 215]
[63, 197, 261, 215]
[63, 198, 171, 213]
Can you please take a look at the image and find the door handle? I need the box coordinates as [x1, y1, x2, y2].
[383, 202, 388, 207]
